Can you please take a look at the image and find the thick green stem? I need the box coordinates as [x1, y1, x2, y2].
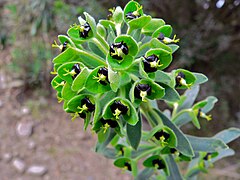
[134, 146, 162, 161]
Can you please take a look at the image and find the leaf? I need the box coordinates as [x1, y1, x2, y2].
[177, 85, 200, 112]
[128, 16, 152, 30]
[127, 112, 142, 150]
[152, 25, 173, 38]
[154, 71, 172, 86]
[193, 72, 208, 85]
[201, 96, 218, 113]
[165, 155, 184, 180]
[88, 41, 105, 58]
[62, 82, 77, 101]
[108, 67, 120, 92]
[95, 129, 117, 153]
[96, 23, 106, 38]
[186, 135, 228, 152]
[99, 20, 115, 30]
[150, 38, 172, 53]
[71, 67, 89, 92]
[158, 83, 180, 102]
[136, 168, 154, 180]
[213, 128, 240, 144]
[154, 109, 194, 157]
[142, 18, 165, 36]
[113, 6, 124, 24]
[53, 47, 106, 68]
[168, 44, 179, 53]
[58, 35, 75, 47]
[211, 148, 235, 163]
[107, 54, 134, 71]
[188, 111, 200, 129]
[84, 12, 97, 34]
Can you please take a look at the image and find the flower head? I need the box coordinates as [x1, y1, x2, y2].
[143, 54, 162, 73]
[154, 130, 170, 143]
[94, 67, 109, 85]
[175, 72, 192, 88]
[158, 33, 180, 44]
[110, 41, 129, 60]
[110, 100, 128, 119]
[152, 159, 166, 170]
[77, 97, 95, 118]
[134, 84, 152, 102]
[79, 23, 91, 38]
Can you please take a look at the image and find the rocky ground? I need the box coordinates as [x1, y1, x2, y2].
[0, 88, 131, 180]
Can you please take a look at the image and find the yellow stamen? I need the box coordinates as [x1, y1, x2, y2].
[113, 108, 121, 119]
[200, 112, 212, 121]
[77, 104, 88, 113]
[63, 68, 77, 77]
[140, 91, 147, 102]
[103, 123, 110, 134]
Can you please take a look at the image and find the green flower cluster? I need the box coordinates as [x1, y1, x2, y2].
[51, 1, 240, 179]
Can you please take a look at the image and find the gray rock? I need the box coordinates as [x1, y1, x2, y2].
[27, 165, 47, 176]
[2, 153, 12, 163]
[12, 158, 26, 173]
[16, 122, 33, 137]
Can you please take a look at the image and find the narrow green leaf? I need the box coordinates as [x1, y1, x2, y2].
[62, 82, 77, 101]
[158, 83, 180, 102]
[127, 112, 142, 150]
[186, 135, 228, 152]
[71, 67, 89, 92]
[213, 128, 240, 144]
[193, 72, 208, 85]
[168, 44, 179, 53]
[136, 168, 154, 180]
[142, 18, 165, 36]
[165, 155, 184, 180]
[108, 67, 120, 92]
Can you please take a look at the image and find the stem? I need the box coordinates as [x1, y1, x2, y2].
[115, 23, 121, 36]
[96, 34, 109, 50]
[172, 108, 192, 122]
[134, 146, 162, 161]
[91, 37, 108, 55]
[126, 25, 133, 35]
[172, 102, 179, 118]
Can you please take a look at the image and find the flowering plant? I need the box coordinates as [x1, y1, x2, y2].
[51, 1, 240, 179]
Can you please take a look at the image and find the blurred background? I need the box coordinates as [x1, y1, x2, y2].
[0, 0, 239, 179]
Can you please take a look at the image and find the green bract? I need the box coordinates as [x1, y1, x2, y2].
[51, 1, 240, 179]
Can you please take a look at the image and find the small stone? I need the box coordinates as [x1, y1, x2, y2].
[2, 153, 12, 163]
[27, 165, 47, 176]
[12, 158, 26, 173]
[28, 141, 36, 150]
[16, 122, 33, 137]
[21, 107, 30, 115]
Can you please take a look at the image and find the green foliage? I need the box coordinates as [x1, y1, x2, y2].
[50, 1, 240, 179]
